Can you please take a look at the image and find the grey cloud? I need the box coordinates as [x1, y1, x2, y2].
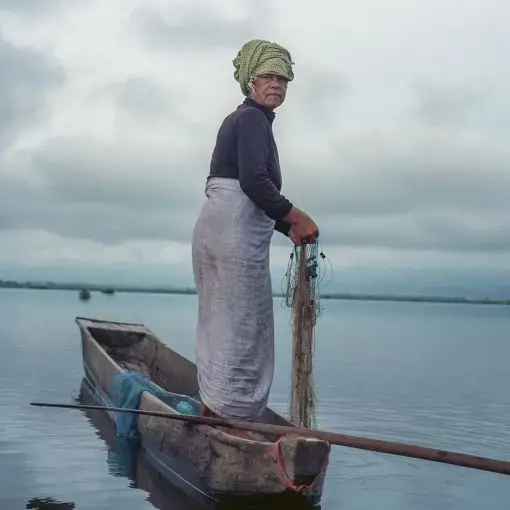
[0, 0, 66, 16]
[0, 136, 205, 243]
[94, 76, 213, 147]
[2, 124, 510, 256]
[289, 130, 510, 216]
[413, 85, 482, 127]
[1, 191, 197, 244]
[0, 35, 64, 151]
[0, 31, 507, 256]
[276, 129, 510, 253]
[99, 77, 177, 119]
[317, 211, 510, 254]
[283, 64, 349, 131]
[127, 0, 273, 51]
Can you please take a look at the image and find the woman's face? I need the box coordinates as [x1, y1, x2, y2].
[250, 73, 288, 109]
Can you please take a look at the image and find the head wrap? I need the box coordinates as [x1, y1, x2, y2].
[233, 39, 294, 96]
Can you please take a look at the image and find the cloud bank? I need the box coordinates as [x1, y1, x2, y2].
[0, 0, 509, 285]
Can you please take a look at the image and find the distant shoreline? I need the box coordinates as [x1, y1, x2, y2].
[1, 280, 509, 306]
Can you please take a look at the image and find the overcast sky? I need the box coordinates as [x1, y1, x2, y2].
[0, 0, 509, 284]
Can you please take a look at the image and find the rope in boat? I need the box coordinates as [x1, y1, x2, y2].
[270, 436, 321, 492]
[282, 241, 332, 429]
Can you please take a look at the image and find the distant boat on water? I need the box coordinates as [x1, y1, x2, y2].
[79, 289, 91, 301]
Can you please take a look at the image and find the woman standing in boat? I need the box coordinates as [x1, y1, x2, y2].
[192, 39, 319, 425]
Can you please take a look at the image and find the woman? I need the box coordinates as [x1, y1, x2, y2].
[192, 39, 319, 425]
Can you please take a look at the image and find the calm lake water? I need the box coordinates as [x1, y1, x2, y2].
[1, 288, 510, 509]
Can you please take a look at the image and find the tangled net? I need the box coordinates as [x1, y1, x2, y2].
[282, 241, 332, 429]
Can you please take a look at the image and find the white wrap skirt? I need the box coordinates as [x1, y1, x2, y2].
[191, 177, 275, 419]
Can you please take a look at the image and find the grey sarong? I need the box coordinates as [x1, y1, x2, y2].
[192, 177, 275, 420]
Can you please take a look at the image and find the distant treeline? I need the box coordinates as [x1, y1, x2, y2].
[0, 279, 196, 295]
[2, 279, 510, 306]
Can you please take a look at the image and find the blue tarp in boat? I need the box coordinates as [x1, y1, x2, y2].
[110, 371, 201, 439]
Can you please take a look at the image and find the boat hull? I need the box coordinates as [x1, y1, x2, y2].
[76, 316, 330, 507]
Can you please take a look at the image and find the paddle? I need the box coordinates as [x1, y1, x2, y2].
[30, 401, 510, 476]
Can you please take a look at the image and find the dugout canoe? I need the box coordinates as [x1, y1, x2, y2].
[75, 316, 331, 507]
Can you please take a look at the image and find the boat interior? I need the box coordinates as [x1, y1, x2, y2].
[87, 322, 199, 398]
[81, 318, 291, 432]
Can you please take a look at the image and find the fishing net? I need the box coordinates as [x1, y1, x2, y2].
[282, 241, 332, 429]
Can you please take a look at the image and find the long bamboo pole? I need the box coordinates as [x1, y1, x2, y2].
[30, 401, 510, 476]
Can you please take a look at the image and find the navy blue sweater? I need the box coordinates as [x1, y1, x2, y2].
[208, 97, 293, 236]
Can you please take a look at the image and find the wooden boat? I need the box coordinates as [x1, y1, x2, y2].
[75, 316, 331, 508]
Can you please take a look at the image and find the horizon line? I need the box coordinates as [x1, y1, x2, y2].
[1, 279, 509, 306]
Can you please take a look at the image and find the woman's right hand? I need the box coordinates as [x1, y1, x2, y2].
[284, 207, 319, 244]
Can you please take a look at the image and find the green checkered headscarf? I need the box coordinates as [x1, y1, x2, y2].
[233, 39, 294, 96]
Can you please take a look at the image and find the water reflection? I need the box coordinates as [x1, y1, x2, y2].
[26, 498, 76, 509]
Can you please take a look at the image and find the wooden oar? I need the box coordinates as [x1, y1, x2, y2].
[30, 401, 510, 476]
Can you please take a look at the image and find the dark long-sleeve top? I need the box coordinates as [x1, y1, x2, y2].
[207, 97, 293, 236]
